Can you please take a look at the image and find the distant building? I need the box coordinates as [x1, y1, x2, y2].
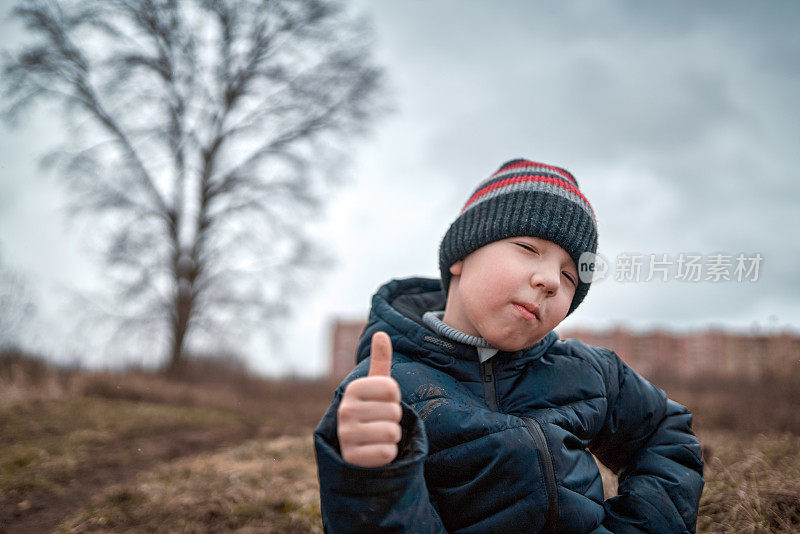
[329, 319, 800, 383]
[329, 320, 367, 382]
[558, 327, 800, 382]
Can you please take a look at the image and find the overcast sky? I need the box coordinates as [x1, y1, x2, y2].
[1, 1, 799, 376]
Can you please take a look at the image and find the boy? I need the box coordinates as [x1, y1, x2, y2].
[314, 159, 705, 532]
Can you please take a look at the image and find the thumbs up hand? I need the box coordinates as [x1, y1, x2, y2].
[337, 332, 403, 468]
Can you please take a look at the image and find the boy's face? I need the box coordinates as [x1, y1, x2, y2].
[443, 236, 578, 352]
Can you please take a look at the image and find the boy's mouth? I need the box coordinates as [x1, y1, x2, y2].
[513, 303, 541, 322]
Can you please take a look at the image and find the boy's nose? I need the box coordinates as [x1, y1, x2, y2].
[530, 268, 560, 296]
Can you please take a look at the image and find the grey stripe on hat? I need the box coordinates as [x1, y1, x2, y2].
[463, 179, 595, 221]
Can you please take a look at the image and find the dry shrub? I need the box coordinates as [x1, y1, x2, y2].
[165, 352, 250, 384]
[74, 369, 335, 436]
[59, 435, 322, 533]
[1, 351, 337, 444]
[0, 351, 73, 402]
[0, 350, 50, 383]
[653, 374, 800, 435]
[698, 430, 800, 533]
[76, 371, 207, 406]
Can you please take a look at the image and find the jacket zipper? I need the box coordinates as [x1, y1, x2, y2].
[480, 358, 499, 412]
[522, 416, 559, 532]
[481, 356, 557, 528]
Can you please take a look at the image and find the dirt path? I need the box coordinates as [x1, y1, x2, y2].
[1, 422, 266, 533]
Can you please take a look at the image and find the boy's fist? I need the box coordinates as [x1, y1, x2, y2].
[337, 331, 403, 468]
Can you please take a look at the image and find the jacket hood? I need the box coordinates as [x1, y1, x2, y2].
[355, 277, 559, 367]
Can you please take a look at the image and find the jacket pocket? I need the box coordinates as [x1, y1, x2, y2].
[522, 416, 559, 533]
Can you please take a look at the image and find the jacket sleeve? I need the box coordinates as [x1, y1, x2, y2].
[589, 350, 705, 534]
[314, 368, 448, 533]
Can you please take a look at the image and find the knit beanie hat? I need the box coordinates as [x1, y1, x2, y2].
[439, 158, 598, 316]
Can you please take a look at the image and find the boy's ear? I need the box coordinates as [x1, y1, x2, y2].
[449, 261, 463, 276]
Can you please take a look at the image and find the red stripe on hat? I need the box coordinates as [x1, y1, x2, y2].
[492, 160, 578, 187]
[461, 174, 594, 214]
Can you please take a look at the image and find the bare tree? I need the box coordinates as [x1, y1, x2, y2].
[0, 252, 37, 352]
[2, 0, 385, 373]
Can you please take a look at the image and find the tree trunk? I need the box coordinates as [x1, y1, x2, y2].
[167, 279, 193, 376]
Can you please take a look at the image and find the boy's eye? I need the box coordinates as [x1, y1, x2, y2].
[563, 272, 577, 285]
[515, 243, 538, 254]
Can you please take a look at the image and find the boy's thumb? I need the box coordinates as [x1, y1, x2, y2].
[368, 331, 393, 377]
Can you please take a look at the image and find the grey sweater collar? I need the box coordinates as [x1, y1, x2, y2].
[422, 311, 499, 363]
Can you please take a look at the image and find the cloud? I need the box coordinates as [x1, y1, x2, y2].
[4, 0, 800, 374]
[359, 1, 800, 334]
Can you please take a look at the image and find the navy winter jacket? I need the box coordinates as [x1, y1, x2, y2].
[315, 278, 704, 533]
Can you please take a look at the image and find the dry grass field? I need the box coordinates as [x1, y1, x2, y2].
[1, 350, 799, 533]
